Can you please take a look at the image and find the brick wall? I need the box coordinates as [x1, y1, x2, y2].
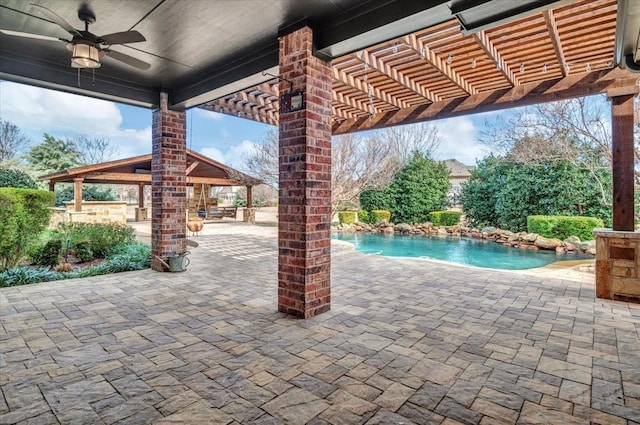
[151, 92, 187, 271]
[278, 26, 332, 318]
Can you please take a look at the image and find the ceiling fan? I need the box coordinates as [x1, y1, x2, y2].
[0, 4, 151, 70]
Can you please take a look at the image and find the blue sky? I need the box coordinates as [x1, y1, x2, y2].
[1, 80, 505, 168]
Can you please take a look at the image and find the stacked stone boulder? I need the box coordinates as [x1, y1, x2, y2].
[333, 221, 597, 255]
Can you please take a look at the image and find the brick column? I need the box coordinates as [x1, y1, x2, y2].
[151, 92, 187, 271]
[278, 26, 332, 318]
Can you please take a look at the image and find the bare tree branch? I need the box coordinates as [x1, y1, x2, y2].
[74, 135, 119, 164]
[0, 119, 30, 162]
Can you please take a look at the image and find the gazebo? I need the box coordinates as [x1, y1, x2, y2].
[39, 149, 262, 222]
[1, 0, 638, 315]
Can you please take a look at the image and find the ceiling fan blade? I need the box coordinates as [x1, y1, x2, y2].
[0, 29, 64, 42]
[99, 30, 146, 45]
[30, 4, 81, 36]
[105, 49, 151, 70]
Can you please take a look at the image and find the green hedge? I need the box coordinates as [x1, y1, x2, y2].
[527, 215, 603, 241]
[429, 211, 462, 226]
[338, 211, 356, 225]
[56, 222, 136, 258]
[370, 210, 391, 224]
[357, 210, 369, 224]
[0, 188, 54, 270]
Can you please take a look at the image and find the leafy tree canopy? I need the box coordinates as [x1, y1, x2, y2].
[0, 168, 38, 189]
[384, 151, 451, 224]
[461, 156, 612, 231]
[26, 134, 83, 174]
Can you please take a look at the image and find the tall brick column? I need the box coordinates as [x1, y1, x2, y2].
[278, 26, 332, 318]
[151, 92, 187, 271]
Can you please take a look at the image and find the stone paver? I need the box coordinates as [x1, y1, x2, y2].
[1, 222, 639, 424]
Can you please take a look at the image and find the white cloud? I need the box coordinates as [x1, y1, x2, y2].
[194, 108, 224, 121]
[432, 116, 491, 165]
[199, 140, 257, 170]
[0, 81, 151, 159]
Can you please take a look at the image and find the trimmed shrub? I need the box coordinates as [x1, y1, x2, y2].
[359, 189, 389, 211]
[57, 223, 135, 258]
[0, 188, 54, 270]
[40, 238, 62, 268]
[429, 211, 462, 226]
[338, 211, 356, 225]
[370, 210, 391, 224]
[73, 240, 94, 263]
[357, 210, 369, 224]
[527, 215, 604, 241]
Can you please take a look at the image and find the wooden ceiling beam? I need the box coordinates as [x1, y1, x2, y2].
[186, 161, 200, 175]
[472, 31, 518, 87]
[401, 34, 477, 95]
[331, 67, 408, 110]
[542, 10, 569, 77]
[354, 49, 438, 103]
[332, 68, 637, 135]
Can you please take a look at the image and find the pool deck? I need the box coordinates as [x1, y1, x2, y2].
[1, 219, 638, 424]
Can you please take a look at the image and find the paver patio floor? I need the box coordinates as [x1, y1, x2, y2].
[1, 223, 639, 424]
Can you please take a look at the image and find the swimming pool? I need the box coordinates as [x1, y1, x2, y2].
[332, 232, 591, 270]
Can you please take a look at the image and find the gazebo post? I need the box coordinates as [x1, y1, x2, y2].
[243, 185, 255, 224]
[595, 90, 639, 301]
[135, 182, 147, 221]
[49, 181, 55, 192]
[73, 178, 83, 212]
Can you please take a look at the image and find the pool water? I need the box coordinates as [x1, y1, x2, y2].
[332, 232, 591, 270]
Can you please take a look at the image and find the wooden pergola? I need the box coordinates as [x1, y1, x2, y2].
[201, 0, 635, 133]
[39, 149, 261, 213]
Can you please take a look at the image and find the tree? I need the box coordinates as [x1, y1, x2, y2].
[54, 184, 116, 207]
[461, 156, 612, 231]
[74, 135, 118, 164]
[479, 96, 637, 196]
[0, 168, 38, 189]
[242, 129, 279, 188]
[26, 134, 83, 174]
[242, 123, 443, 212]
[384, 151, 450, 224]
[0, 119, 30, 162]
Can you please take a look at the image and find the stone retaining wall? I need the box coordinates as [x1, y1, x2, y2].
[334, 221, 597, 256]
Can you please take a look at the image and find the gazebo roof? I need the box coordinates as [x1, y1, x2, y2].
[39, 149, 262, 187]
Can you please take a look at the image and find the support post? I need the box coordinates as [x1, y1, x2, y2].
[246, 185, 253, 208]
[151, 92, 187, 271]
[138, 183, 145, 208]
[49, 181, 55, 192]
[595, 91, 639, 303]
[611, 93, 635, 231]
[278, 25, 332, 318]
[73, 178, 83, 212]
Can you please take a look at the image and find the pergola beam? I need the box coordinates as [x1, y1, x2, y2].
[331, 67, 409, 110]
[543, 10, 568, 77]
[401, 34, 476, 95]
[354, 49, 438, 102]
[333, 68, 637, 134]
[472, 30, 518, 87]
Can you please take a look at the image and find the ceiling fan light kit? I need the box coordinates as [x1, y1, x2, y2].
[0, 4, 150, 72]
[69, 40, 101, 68]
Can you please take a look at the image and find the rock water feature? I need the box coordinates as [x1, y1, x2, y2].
[333, 221, 597, 256]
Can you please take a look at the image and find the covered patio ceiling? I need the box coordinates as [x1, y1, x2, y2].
[0, 0, 638, 117]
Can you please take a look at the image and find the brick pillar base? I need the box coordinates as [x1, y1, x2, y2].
[278, 26, 332, 318]
[151, 92, 187, 271]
